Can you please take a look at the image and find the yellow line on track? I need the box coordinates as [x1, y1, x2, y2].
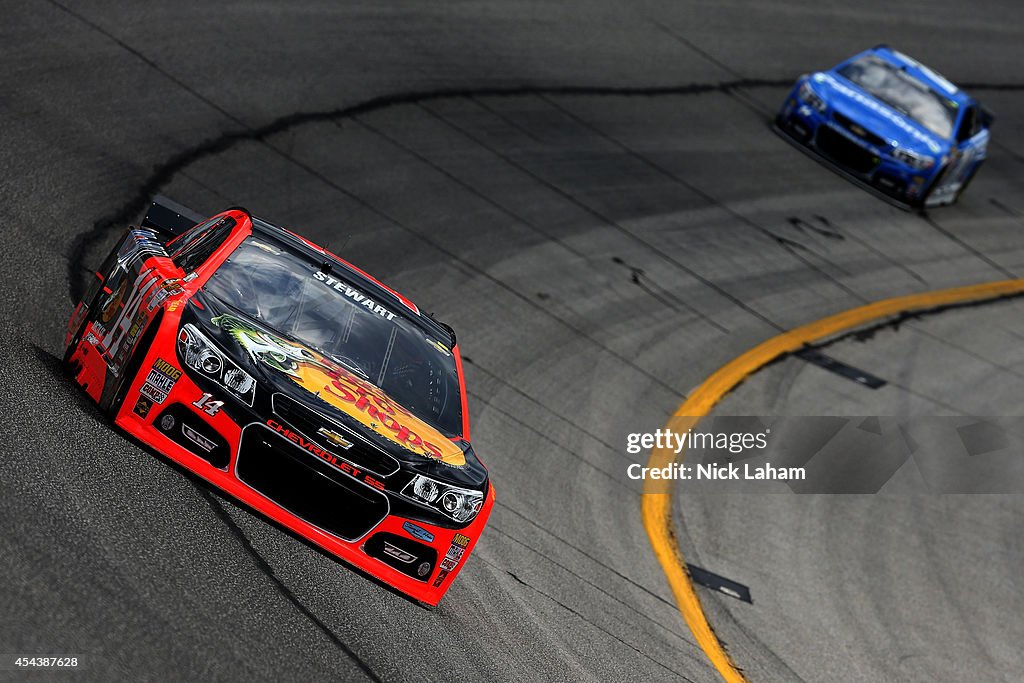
[642, 278, 1024, 683]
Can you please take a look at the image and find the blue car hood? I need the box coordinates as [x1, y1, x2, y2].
[812, 72, 950, 157]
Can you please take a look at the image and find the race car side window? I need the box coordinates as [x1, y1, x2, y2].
[172, 216, 237, 272]
[956, 106, 978, 143]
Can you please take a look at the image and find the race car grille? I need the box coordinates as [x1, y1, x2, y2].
[831, 112, 886, 147]
[236, 425, 389, 541]
[816, 126, 879, 174]
[272, 394, 400, 477]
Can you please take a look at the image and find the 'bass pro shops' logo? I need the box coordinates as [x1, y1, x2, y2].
[212, 314, 466, 467]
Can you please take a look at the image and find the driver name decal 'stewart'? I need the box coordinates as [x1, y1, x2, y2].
[312, 271, 396, 320]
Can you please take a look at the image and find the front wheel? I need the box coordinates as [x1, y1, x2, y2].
[915, 162, 951, 209]
[953, 163, 983, 204]
[100, 311, 164, 418]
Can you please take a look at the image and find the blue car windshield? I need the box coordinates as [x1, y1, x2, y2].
[838, 56, 957, 139]
[203, 235, 463, 437]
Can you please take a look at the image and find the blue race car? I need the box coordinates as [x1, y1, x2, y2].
[776, 45, 992, 208]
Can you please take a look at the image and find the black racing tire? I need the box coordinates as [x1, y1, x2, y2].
[915, 161, 951, 209]
[100, 310, 164, 418]
[62, 284, 105, 369]
[953, 163, 983, 204]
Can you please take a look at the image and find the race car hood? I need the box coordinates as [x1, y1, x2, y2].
[185, 293, 487, 486]
[812, 72, 949, 156]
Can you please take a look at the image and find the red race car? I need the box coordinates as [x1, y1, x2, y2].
[64, 198, 494, 605]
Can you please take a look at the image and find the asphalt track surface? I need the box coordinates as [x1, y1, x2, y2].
[2, 2, 1023, 681]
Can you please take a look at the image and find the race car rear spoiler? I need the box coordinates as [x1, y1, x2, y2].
[140, 195, 206, 239]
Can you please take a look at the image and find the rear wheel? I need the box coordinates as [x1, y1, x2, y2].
[62, 284, 105, 370]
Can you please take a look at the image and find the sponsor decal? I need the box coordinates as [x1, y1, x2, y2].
[312, 271, 397, 320]
[402, 521, 435, 544]
[151, 358, 183, 381]
[139, 382, 169, 405]
[439, 543, 466, 572]
[181, 423, 216, 453]
[215, 313, 466, 467]
[265, 419, 387, 491]
[426, 338, 451, 356]
[143, 278, 184, 312]
[251, 240, 282, 255]
[452, 533, 471, 548]
[133, 396, 153, 418]
[145, 369, 178, 395]
[432, 569, 450, 588]
[99, 280, 128, 324]
[99, 267, 165, 375]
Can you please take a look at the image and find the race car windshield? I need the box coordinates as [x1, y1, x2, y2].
[838, 56, 957, 139]
[204, 236, 463, 437]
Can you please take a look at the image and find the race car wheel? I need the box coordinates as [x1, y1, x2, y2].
[954, 163, 983, 204]
[916, 161, 951, 209]
[101, 311, 164, 418]
[62, 282, 105, 368]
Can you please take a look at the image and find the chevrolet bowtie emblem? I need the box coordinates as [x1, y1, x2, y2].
[317, 427, 353, 449]
[849, 124, 866, 137]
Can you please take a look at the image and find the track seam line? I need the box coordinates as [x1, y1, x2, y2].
[642, 277, 1024, 683]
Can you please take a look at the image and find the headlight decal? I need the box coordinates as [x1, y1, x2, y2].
[892, 147, 936, 170]
[402, 474, 484, 523]
[177, 324, 257, 406]
[798, 80, 827, 113]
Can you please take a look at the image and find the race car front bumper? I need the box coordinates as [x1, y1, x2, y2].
[776, 95, 935, 206]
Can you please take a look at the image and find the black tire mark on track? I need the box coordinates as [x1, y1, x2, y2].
[65, 78, 796, 303]
[610, 256, 730, 332]
[650, 20, 777, 118]
[197, 487, 383, 683]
